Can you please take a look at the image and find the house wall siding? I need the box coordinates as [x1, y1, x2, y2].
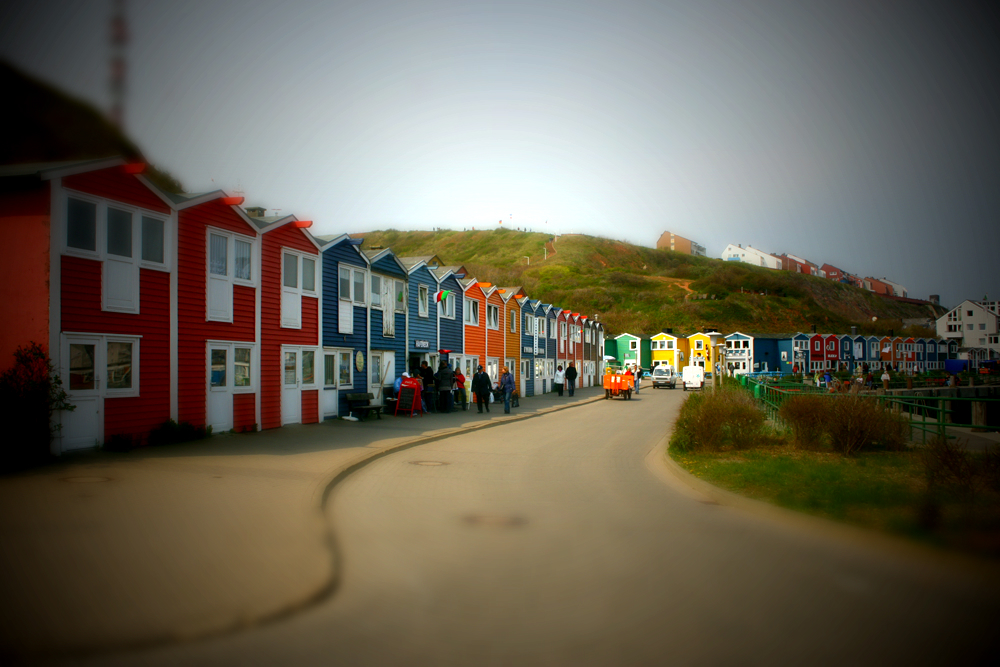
[0, 185, 50, 363]
[321, 240, 368, 416]
[438, 275, 463, 352]
[63, 167, 171, 215]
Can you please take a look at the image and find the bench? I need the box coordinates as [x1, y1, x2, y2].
[346, 393, 383, 420]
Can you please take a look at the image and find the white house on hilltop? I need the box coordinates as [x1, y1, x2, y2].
[936, 299, 1000, 359]
[721, 244, 782, 269]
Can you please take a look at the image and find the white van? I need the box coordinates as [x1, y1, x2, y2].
[682, 365, 705, 391]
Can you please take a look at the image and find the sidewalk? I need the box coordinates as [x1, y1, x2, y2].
[0, 387, 603, 659]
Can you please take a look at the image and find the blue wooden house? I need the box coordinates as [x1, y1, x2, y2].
[546, 305, 559, 387]
[519, 297, 536, 396]
[726, 332, 782, 374]
[533, 301, 550, 393]
[400, 257, 440, 375]
[791, 333, 812, 373]
[431, 265, 466, 375]
[364, 247, 408, 398]
[319, 233, 370, 418]
[924, 338, 939, 370]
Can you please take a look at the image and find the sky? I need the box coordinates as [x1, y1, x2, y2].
[1, 0, 998, 307]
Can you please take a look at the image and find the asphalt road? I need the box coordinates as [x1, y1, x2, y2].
[87, 386, 999, 666]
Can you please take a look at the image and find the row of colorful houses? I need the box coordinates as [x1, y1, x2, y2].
[607, 328, 979, 376]
[0, 158, 606, 454]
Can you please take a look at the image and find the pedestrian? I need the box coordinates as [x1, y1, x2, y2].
[435, 361, 455, 413]
[419, 361, 436, 413]
[792, 363, 799, 375]
[634, 365, 643, 393]
[881, 368, 891, 392]
[554, 365, 565, 396]
[864, 371, 873, 390]
[454, 367, 467, 411]
[499, 366, 516, 414]
[565, 361, 578, 396]
[472, 365, 492, 413]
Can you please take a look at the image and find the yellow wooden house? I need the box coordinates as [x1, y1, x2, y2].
[687, 330, 725, 375]
[650, 331, 688, 371]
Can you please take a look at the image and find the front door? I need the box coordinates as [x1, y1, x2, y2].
[282, 349, 301, 424]
[62, 337, 101, 450]
[322, 352, 339, 418]
[208, 346, 234, 432]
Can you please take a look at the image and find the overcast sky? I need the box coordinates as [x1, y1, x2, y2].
[2, 0, 997, 307]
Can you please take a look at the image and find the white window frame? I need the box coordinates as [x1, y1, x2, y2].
[206, 227, 258, 323]
[630, 340, 638, 351]
[441, 291, 456, 319]
[281, 248, 317, 329]
[63, 332, 142, 399]
[208, 340, 257, 394]
[487, 304, 500, 330]
[394, 279, 407, 313]
[510, 310, 517, 333]
[550, 319, 557, 339]
[370, 274, 383, 310]
[465, 298, 480, 326]
[419, 285, 430, 318]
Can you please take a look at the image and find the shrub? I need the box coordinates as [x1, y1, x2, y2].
[779, 395, 830, 449]
[670, 386, 766, 452]
[920, 437, 1000, 530]
[0, 343, 74, 471]
[826, 396, 908, 456]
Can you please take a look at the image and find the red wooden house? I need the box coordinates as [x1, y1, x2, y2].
[0, 158, 175, 452]
[258, 214, 322, 428]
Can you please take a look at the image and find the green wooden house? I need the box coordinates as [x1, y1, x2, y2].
[613, 333, 651, 370]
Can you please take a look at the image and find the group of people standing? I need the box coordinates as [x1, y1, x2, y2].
[398, 361, 519, 415]
[552, 361, 579, 397]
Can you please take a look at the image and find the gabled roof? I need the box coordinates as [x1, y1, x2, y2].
[363, 247, 408, 274]
[316, 233, 370, 263]
[402, 254, 443, 268]
[0, 156, 125, 180]
[430, 265, 466, 282]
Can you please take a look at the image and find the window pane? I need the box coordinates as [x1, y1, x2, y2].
[324, 355, 336, 386]
[302, 351, 315, 384]
[339, 352, 351, 385]
[210, 234, 228, 275]
[67, 198, 97, 251]
[141, 216, 164, 263]
[106, 341, 133, 389]
[107, 207, 132, 257]
[395, 281, 406, 311]
[69, 343, 95, 390]
[284, 351, 297, 384]
[354, 271, 365, 303]
[339, 267, 351, 299]
[211, 349, 227, 387]
[234, 348, 251, 386]
[370, 275, 381, 307]
[371, 354, 381, 385]
[235, 239, 252, 280]
[302, 258, 315, 291]
[283, 253, 298, 288]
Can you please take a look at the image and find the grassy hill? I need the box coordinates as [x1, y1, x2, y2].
[356, 228, 943, 337]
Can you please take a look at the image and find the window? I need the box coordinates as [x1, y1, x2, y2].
[234, 348, 251, 387]
[465, 299, 479, 326]
[394, 280, 406, 312]
[338, 351, 352, 386]
[510, 311, 517, 333]
[419, 285, 429, 317]
[338, 265, 366, 334]
[525, 314, 532, 334]
[106, 340, 133, 390]
[370, 274, 382, 308]
[324, 355, 336, 387]
[550, 320, 557, 339]
[967, 324, 974, 331]
[630, 340, 638, 350]
[64, 334, 141, 398]
[487, 304, 499, 329]
[354, 271, 365, 304]
[667, 341, 674, 349]
[371, 352, 382, 387]
[206, 229, 256, 322]
[302, 350, 315, 385]
[67, 198, 97, 251]
[282, 250, 318, 329]
[442, 292, 456, 319]
[695, 340, 703, 350]
[980, 323, 987, 330]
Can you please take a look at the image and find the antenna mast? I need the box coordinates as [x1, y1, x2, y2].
[109, 0, 128, 128]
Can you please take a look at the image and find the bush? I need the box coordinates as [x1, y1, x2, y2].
[826, 397, 908, 456]
[920, 437, 1000, 530]
[779, 395, 830, 449]
[670, 386, 767, 452]
[0, 343, 73, 471]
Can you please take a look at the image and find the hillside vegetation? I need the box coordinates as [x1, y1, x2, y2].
[357, 228, 943, 337]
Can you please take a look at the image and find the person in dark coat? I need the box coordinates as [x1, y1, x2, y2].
[565, 361, 578, 396]
[435, 361, 455, 413]
[419, 361, 436, 412]
[471, 365, 492, 413]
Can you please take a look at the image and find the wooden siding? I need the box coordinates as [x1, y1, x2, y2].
[0, 185, 50, 362]
[369, 254, 406, 383]
[177, 201, 257, 426]
[320, 240, 368, 417]
[408, 265, 438, 354]
[260, 223, 319, 430]
[486, 289, 505, 363]
[302, 389, 319, 424]
[61, 257, 171, 442]
[463, 283, 487, 368]
[64, 167, 170, 214]
[503, 297, 521, 394]
[519, 299, 534, 396]
[233, 393, 257, 432]
[438, 274, 464, 353]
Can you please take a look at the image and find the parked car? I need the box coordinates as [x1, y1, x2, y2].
[651, 365, 676, 389]
[682, 365, 705, 391]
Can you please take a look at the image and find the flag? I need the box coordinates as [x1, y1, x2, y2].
[434, 289, 450, 303]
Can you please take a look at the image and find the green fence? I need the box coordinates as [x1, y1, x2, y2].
[741, 374, 1000, 446]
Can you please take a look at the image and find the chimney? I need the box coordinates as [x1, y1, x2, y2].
[245, 206, 267, 218]
[929, 295, 940, 305]
[851, 325, 858, 335]
[665, 328, 673, 334]
[811, 324, 816, 334]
